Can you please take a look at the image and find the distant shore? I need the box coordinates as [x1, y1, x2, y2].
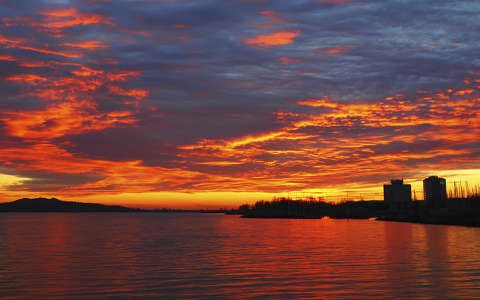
[231, 197, 480, 228]
[3, 197, 480, 228]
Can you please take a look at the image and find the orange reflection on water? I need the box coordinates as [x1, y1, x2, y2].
[1, 214, 480, 298]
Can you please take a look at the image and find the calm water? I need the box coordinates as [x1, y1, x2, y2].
[1, 213, 480, 299]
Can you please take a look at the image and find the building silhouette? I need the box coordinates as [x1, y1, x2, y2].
[384, 179, 412, 210]
[423, 176, 447, 208]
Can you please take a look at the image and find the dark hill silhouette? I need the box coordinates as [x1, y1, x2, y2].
[0, 198, 138, 212]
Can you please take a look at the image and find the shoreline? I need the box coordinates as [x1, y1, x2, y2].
[376, 216, 480, 228]
[238, 214, 480, 228]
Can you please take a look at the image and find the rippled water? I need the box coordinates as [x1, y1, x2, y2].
[1, 213, 480, 299]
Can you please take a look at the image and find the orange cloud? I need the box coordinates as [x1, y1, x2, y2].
[245, 30, 301, 47]
[454, 89, 475, 96]
[2, 17, 32, 27]
[0, 34, 27, 46]
[71, 66, 104, 77]
[16, 45, 82, 58]
[0, 55, 16, 61]
[2, 101, 136, 140]
[6, 74, 48, 85]
[0, 34, 82, 58]
[2, 8, 113, 38]
[38, 8, 113, 29]
[18, 61, 49, 68]
[278, 57, 303, 64]
[109, 86, 149, 101]
[297, 97, 338, 108]
[106, 71, 142, 82]
[258, 10, 288, 23]
[61, 41, 110, 50]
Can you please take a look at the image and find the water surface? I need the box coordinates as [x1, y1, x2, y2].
[1, 213, 480, 299]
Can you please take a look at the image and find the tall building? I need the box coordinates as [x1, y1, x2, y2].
[384, 179, 412, 209]
[423, 176, 447, 208]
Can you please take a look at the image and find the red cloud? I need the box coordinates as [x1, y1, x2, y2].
[61, 41, 110, 50]
[258, 10, 288, 23]
[109, 86, 149, 101]
[6, 74, 48, 85]
[173, 24, 190, 29]
[38, 8, 113, 28]
[17, 45, 82, 58]
[0, 34, 27, 46]
[245, 30, 301, 47]
[312, 45, 356, 55]
[1, 8, 114, 38]
[0, 55, 16, 61]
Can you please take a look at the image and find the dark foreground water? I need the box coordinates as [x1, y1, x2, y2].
[1, 213, 480, 299]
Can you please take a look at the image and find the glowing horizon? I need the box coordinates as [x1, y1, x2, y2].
[0, 0, 479, 208]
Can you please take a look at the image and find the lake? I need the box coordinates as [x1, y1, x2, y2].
[1, 213, 480, 299]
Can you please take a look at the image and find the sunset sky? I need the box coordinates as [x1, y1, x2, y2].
[0, 0, 479, 208]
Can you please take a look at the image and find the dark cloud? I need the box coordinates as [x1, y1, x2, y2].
[56, 126, 180, 166]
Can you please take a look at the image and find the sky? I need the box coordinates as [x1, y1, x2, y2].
[0, 0, 479, 208]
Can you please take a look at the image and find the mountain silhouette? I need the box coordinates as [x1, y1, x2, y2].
[0, 198, 137, 212]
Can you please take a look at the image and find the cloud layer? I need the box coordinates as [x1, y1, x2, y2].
[0, 0, 479, 204]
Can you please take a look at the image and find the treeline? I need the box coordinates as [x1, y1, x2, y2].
[236, 197, 387, 219]
[445, 195, 480, 211]
[448, 181, 480, 199]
